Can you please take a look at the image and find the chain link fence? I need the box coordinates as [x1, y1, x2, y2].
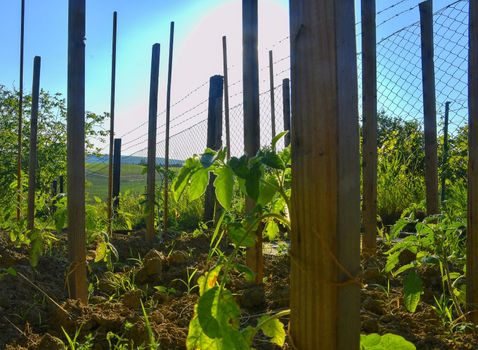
[85, 0, 469, 222]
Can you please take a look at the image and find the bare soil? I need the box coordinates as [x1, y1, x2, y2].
[0, 232, 477, 349]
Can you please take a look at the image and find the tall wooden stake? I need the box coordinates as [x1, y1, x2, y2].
[243, 0, 263, 283]
[17, 0, 25, 221]
[146, 43, 161, 243]
[420, 0, 439, 215]
[163, 21, 175, 239]
[27, 56, 41, 231]
[67, 0, 87, 303]
[223, 36, 231, 160]
[361, 0, 378, 256]
[204, 75, 224, 222]
[467, 0, 478, 324]
[269, 50, 276, 139]
[282, 78, 291, 147]
[107, 11, 118, 235]
[290, 0, 361, 348]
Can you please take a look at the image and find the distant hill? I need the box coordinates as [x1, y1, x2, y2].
[86, 154, 184, 167]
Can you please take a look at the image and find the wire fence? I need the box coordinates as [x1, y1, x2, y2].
[85, 0, 470, 217]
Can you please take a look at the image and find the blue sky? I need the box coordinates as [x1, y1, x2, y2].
[0, 0, 466, 157]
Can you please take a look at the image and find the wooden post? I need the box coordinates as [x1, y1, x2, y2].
[67, 0, 87, 303]
[468, 0, 478, 324]
[107, 11, 118, 235]
[27, 56, 41, 231]
[222, 36, 231, 160]
[112, 138, 122, 212]
[441, 101, 450, 203]
[420, 0, 439, 215]
[243, 0, 263, 284]
[146, 43, 161, 243]
[52, 180, 58, 197]
[361, 0, 378, 256]
[290, 0, 361, 348]
[282, 78, 291, 147]
[59, 175, 64, 193]
[204, 75, 224, 223]
[163, 21, 175, 239]
[17, 0, 25, 221]
[269, 50, 276, 139]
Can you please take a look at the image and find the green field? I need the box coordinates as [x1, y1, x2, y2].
[86, 163, 147, 200]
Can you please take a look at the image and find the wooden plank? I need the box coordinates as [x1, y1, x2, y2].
[163, 21, 175, 239]
[27, 56, 41, 231]
[17, 0, 25, 221]
[107, 11, 118, 235]
[289, 0, 361, 348]
[420, 0, 439, 215]
[112, 138, 122, 213]
[204, 75, 224, 222]
[361, 0, 378, 256]
[146, 43, 161, 243]
[468, 0, 478, 324]
[282, 78, 291, 147]
[243, 0, 263, 284]
[269, 50, 276, 139]
[67, 0, 87, 303]
[222, 36, 231, 160]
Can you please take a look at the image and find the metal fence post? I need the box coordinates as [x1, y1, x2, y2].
[282, 78, 291, 147]
[269, 50, 276, 139]
[16, 0, 25, 221]
[146, 43, 161, 243]
[27, 56, 41, 231]
[112, 138, 122, 213]
[441, 101, 450, 203]
[163, 21, 175, 239]
[107, 11, 118, 235]
[223, 36, 231, 160]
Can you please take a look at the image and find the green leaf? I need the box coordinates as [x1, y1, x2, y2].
[228, 224, 256, 248]
[6, 267, 16, 276]
[257, 316, 286, 346]
[403, 269, 423, 313]
[95, 241, 108, 262]
[197, 287, 221, 338]
[229, 156, 249, 179]
[201, 150, 216, 168]
[393, 263, 414, 276]
[245, 163, 262, 202]
[260, 150, 285, 170]
[257, 176, 277, 206]
[186, 314, 221, 350]
[264, 221, 280, 241]
[172, 157, 201, 201]
[214, 166, 234, 210]
[189, 168, 210, 201]
[360, 333, 416, 350]
[198, 265, 222, 296]
[233, 263, 255, 282]
[271, 131, 288, 149]
[197, 287, 241, 340]
[385, 251, 400, 273]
